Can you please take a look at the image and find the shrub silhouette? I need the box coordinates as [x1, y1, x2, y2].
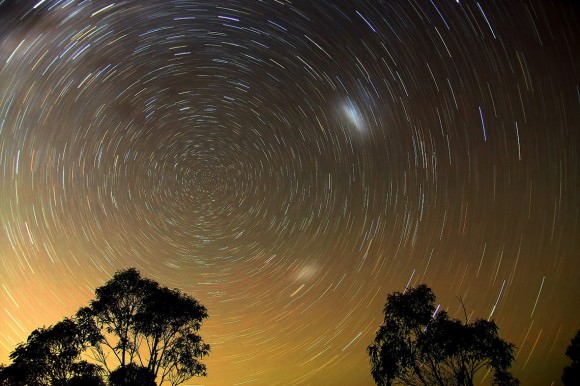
[368, 284, 518, 386]
[0, 268, 209, 386]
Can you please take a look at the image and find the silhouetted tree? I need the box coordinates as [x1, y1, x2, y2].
[0, 364, 23, 386]
[109, 363, 156, 386]
[0, 318, 104, 385]
[368, 284, 518, 386]
[66, 361, 106, 386]
[76, 268, 210, 385]
[562, 329, 580, 386]
[1, 268, 209, 386]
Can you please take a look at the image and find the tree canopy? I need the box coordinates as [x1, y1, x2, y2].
[0, 318, 103, 385]
[0, 268, 209, 386]
[368, 284, 519, 386]
[562, 329, 580, 386]
[109, 364, 156, 386]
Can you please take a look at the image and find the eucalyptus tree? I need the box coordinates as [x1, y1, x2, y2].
[0, 318, 104, 385]
[77, 268, 210, 385]
[368, 284, 518, 386]
[562, 329, 580, 386]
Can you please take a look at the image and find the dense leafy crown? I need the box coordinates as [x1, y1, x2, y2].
[368, 284, 518, 386]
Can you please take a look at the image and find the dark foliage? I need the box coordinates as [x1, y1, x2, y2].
[368, 284, 518, 386]
[0, 318, 103, 386]
[562, 329, 580, 386]
[66, 362, 106, 386]
[1, 268, 209, 386]
[109, 363, 156, 386]
[76, 268, 210, 385]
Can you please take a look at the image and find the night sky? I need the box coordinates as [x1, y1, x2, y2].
[0, 0, 579, 385]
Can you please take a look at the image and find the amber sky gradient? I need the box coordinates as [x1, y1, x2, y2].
[0, 0, 579, 385]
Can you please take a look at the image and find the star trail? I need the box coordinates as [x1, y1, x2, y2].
[0, 0, 579, 384]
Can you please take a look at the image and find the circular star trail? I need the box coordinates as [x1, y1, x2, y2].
[0, 1, 579, 384]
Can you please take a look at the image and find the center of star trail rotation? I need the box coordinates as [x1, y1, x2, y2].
[0, 1, 578, 385]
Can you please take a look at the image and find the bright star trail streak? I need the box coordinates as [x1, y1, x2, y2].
[0, 1, 579, 385]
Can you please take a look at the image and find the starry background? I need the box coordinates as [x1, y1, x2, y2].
[0, 0, 579, 385]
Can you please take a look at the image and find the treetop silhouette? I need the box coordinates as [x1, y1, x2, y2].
[0, 317, 103, 385]
[368, 284, 518, 386]
[562, 329, 580, 386]
[0, 268, 209, 386]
